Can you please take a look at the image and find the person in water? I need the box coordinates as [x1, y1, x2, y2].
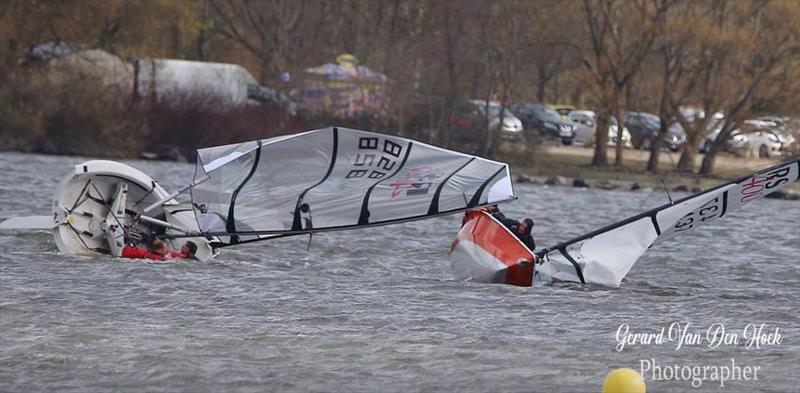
[122, 240, 196, 260]
[170, 241, 198, 259]
[483, 205, 537, 251]
[122, 239, 168, 260]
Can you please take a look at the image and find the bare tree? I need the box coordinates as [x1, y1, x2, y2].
[698, 0, 800, 175]
[643, 2, 700, 173]
[578, 0, 670, 166]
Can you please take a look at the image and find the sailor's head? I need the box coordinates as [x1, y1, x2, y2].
[151, 239, 169, 255]
[518, 218, 534, 234]
[181, 241, 198, 258]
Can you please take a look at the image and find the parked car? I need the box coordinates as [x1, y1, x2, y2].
[752, 116, 798, 155]
[404, 98, 480, 145]
[677, 107, 733, 154]
[699, 119, 787, 157]
[469, 100, 524, 140]
[623, 111, 686, 151]
[744, 131, 783, 158]
[699, 129, 747, 154]
[508, 102, 574, 144]
[568, 110, 632, 148]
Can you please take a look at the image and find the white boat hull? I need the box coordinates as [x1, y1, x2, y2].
[4, 160, 215, 261]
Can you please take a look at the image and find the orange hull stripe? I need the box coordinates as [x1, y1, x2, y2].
[457, 211, 533, 286]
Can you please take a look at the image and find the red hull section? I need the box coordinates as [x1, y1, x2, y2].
[450, 210, 534, 286]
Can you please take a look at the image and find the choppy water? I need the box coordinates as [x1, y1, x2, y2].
[1, 152, 798, 393]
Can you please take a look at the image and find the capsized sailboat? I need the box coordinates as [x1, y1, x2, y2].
[450, 157, 799, 288]
[0, 127, 516, 259]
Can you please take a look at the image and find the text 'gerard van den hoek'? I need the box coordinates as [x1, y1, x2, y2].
[615, 322, 783, 351]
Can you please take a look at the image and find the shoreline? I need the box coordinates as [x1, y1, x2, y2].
[509, 173, 800, 201]
[504, 144, 800, 200]
[1, 146, 798, 200]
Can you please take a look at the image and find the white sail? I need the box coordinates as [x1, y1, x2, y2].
[190, 127, 515, 244]
[536, 158, 800, 287]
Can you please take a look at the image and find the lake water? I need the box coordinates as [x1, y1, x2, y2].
[1, 152, 798, 392]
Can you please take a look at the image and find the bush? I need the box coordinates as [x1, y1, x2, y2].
[0, 65, 148, 157]
[143, 90, 306, 161]
[0, 63, 308, 160]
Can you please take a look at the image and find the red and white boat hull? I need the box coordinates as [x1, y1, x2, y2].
[449, 210, 535, 287]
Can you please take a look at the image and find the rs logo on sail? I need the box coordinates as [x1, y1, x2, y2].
[389, 166, 441, 198]
[739, 166, 793, 203]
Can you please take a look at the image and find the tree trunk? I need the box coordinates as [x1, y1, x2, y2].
[439, 99, 454, 148]
[613, 98, 624, 167]
[592, 87, 612, 166]
[593, 111, 610, 166]
[699, 123, 733, 175]
[677, 127, 701, 173]
[699, 147, 718, 175]
[646, 119, 670, 172]
[481, 119, 494, 157]
[536, 65, 547, 103]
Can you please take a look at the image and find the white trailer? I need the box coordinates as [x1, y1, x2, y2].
[133, 58, 262, 108]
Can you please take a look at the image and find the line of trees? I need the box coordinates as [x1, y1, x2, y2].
[1, 0, 798, 175]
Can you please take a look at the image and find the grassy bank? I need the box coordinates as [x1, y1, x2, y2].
[499, 142, 799, 194]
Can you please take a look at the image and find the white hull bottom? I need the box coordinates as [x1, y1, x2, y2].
[3, 160, 215, 261]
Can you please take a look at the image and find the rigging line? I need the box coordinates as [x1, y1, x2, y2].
[637, 150, 676, 210]
[303, 206, 314, 250]
[89, 183, 127, 236]
[163, 194, 518, 240]
[664, 150, 677, 204]
[132, 181, 156, 208]
[209, 232, 307, 249]
[68, 180, 92, 212]
[306, 233, 313, 251]
[661, 178, 674, 204]
[65, 222, 92, 251]
[637, 189, 654, 210]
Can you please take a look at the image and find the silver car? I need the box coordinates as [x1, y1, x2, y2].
[470, 100, 524, 140]
[568, 110, 632, 147]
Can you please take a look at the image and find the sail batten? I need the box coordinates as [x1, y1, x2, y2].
[190, 127, 515, 244]
[428, 157, 476, 215]
[291, 128, 339, 231]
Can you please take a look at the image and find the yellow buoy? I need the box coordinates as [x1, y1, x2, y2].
[602, 368, 646, 393]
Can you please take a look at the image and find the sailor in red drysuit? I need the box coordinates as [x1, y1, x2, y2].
[121, 239, 170, 260]
[169, 241, 197, 259]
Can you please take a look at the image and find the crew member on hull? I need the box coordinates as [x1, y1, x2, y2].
[472, 205, 537, 252]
